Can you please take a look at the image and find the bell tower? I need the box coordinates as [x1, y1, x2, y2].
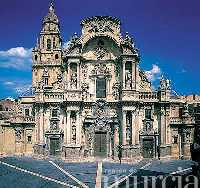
[32, 1, 62, 89]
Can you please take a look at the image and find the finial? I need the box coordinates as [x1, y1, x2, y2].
[49, 0, 55, 10]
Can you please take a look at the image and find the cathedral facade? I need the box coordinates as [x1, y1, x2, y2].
[0, 3, 199, 160]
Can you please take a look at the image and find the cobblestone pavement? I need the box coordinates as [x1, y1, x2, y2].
[0, 156, 196, 188]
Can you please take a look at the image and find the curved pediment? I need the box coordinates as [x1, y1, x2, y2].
[82, 36, 121, 60]
[80, 16, 122, 48]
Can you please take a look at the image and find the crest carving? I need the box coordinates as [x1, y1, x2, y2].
[93, 46, 108, 60]
[91, 64, 110, 75]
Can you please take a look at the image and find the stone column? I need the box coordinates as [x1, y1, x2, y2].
[76, 112, 81, 144]
[166, 108, 170, 144]
[63, 110, 67, 144]
[132, 61, 136, 89]
[122, 111, 127, 145]
[135, 109, 140, 145]
[39, 107, 44, 144]
[67, 62, 71, 89]
[135, 66, 139, 91]
[66, 110, 71, 144]
[114, 126, 119, 145]
[77, 62, 80, 89]
[179, 134, 183, 159]
[160, 106, 166, 145]
[123, 61, 126, 88]
[131, 111, 135, 145]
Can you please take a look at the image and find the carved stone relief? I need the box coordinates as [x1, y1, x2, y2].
[112, 82, 121, 100]
[81, 82, 89, 100]
[15, 127, 23, 142]
[91, 64, 110, 75]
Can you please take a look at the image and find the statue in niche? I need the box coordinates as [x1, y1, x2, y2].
[183, 103, 189, 116]
[81, 64, 88, 78]
[71, 125, 76, 143]
[43, 67, 49, 76]
[166, 79, 171, 89]
[112, 82, 121, 100]
[126, 115, 132, 141]
[52, 73, 64, 89]
[51, 121, 58, 130]
[146, 121, 152, 132]
[71, 72, 77, 89]
[37, 79, 44, 90]
[125, 71, 132, 89]
[160, 76, 171, 90]
[122, 32, 134, 48]
[126, 127, 131, 141]
[81, 82, 89, 99]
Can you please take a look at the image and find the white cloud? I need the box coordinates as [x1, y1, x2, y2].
[0, 47, 32, 58]
[5, 97, 15, 101]
[4, 81, 15, 86]
[16, 84, 32, 96]
[0, 47, 32, 70]
[63, 41, 71, 49]
[145, 64, 162, 82]
[3, 80, 32, 97]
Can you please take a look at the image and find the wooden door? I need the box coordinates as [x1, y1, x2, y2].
[143, 138, 154, 158]
[50, 138, 60, 156]
[94, 132, 107, 157]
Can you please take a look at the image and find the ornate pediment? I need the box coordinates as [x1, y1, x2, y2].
[80, 16, 122, 47]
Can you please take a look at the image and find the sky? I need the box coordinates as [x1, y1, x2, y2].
[0, 0, 200, 99]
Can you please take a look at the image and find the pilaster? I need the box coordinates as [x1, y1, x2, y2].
[122, 111, 127, 145]
[66, 110, 71, 144]
[131, 111, 136, 145]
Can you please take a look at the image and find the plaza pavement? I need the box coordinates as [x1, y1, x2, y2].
[0, 156, 197, 188]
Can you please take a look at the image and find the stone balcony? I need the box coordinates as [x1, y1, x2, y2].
[65, 90, 82, 102]
[32, 60, 61, 66]
[170, 117, 195, 125]
[9, 115, 35, 124]
[45, 128, 64, 135]
[44, 92, 64, 103]
[122, 90, 159, 102]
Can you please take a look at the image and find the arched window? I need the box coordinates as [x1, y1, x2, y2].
[52, 109, 58, 118]
[96, 78, 106, 98]
[0, 105, 3, 111]
[35, 55, 38, 61]
[47, 39, 51, 50]
[145, 108, 152, 120]
[98, 39, 104, 46]
[55, 54, 59, 59]
[53, 37, 56, 49]
[125, 61, 132, 89]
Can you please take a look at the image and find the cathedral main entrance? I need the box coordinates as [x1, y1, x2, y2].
[50, 138, 60, 156]
[94, 132, 107, 157]
[142, 138, 154, 158]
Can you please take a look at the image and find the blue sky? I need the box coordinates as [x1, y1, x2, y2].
[0, 0, 200, 99]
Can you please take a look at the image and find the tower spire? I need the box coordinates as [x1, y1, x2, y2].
[49, 0, 55, 12]
[50, 0, 55, 7]
[43, 0, 59, 25]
